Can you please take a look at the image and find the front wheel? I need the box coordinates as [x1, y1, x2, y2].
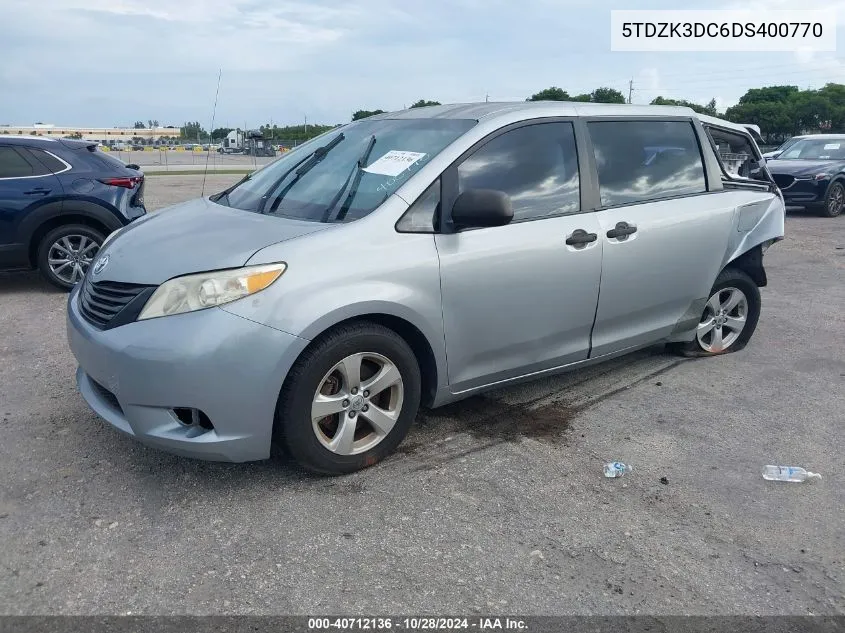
[275, 322, 421, 475]
[673, 268, 761, 357]
[36, 224, 105, 290]
[822, 181, 845, 217]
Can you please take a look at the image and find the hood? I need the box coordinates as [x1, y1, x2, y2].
[94, 197, 332, 285]
[765, 159, 845, 178]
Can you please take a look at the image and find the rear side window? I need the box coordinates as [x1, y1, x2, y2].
[0, 147, 37, 178]
[457, 122, 580, 221]
[588, 120, 706, 207]
[24, 148, 69, 174]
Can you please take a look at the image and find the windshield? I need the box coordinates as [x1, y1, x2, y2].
[212, 118, 476, 222]
[779, 138, 845, 160]
[775, 137, 801, 152]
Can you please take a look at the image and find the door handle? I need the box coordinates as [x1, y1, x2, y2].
[606, 221, 637, 239]
[565, 229, 598, 246]
[24, 188, 51, 196]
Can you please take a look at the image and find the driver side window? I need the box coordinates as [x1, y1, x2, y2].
[456, 122, 580, 221]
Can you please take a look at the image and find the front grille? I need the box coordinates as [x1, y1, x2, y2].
[90, 378, 122, 413]
[79, 278, 154, 329]
[772, 174, 796, 189]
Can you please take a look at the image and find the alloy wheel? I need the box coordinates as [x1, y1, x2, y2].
[696, 287, 748, 353]
[311, 352, 404, 455]
[47, 235, 100, 285]
[828, 183, 844, 216]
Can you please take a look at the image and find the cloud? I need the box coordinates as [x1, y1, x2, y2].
[1, 0, 844, 125]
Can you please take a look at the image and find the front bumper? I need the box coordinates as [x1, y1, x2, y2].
[779, 178, 828, 205]
[66, 285, 309, 462]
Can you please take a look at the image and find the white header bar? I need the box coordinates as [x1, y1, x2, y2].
[611, 10, 836, 52]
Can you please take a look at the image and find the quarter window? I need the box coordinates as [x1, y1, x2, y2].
[25, 148, 68, 174]
[0, 147, 37, 178]
[588, 120, 706, 207]
[457, 122, 580, 221]
[396, 178, 440, 233]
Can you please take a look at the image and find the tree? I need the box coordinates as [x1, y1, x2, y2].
[64, 132, 82, 139]
[527, 87, 569, 101]
[133, 121, 146, 129]
[650, 96, 720, 116]
[148, 119, 160, 128]
[211, 127, 233, 140]
[180, 121, 207, 141]
[590, 87, 626, 104]
[352, 109, 385, 121]
[409, 99, 441, 108]
[571, 93, 591, 102]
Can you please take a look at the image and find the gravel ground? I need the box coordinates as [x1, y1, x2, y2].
[0, 179, 843, 615]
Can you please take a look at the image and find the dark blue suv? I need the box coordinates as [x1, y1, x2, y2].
[0, 137, 146, 289]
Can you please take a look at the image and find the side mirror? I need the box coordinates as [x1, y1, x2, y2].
[451, 189, 513, 229]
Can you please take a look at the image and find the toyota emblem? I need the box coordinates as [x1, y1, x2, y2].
[92, 254, 110, 275]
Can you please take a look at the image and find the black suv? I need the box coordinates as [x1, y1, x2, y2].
[0, 137, 146, 289]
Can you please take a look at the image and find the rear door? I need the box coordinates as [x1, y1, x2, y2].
[0, 145, 64, 250]
[584, 119, 737, 357]
[435, 120, 603, 393]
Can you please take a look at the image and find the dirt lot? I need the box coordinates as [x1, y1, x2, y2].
[0, 177, 843, 615]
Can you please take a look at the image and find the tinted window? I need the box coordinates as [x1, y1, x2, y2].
[588, 121, 706, 207]
[0, 147, 35, 178]
[25, 148, 68, 173]
[396, 179, 439, 233]
[457, 122, 580, 221]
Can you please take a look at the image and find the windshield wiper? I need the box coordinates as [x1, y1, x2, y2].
[261, 133, 345, 214]
[209, 172, 251, 204]
[321, 135, 377, 223]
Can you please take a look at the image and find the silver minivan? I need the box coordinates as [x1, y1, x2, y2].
[66, 103, 785, 474]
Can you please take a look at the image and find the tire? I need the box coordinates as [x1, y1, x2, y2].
[821, 181, 845, 217]
[275, 322, 421, 475]
[672, 267, 761, 357]
[36, 224, 105, 290]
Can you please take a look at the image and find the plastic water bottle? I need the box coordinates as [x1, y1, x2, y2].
[762, 465, 822, 483]
[604, 462, 632, 478]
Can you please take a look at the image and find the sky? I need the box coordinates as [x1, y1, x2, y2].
[1, 0, 844, 128]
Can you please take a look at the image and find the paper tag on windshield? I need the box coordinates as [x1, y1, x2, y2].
[824, 143, 841, 150]
[363, 151, 427, 177]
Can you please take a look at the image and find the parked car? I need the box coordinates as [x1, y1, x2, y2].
[765, 134, 845, 216]
[0, 137, 146, 289]
[130, 144, 145, 151]
[66, 103, 784, 474]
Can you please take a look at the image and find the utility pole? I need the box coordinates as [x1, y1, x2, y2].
[628, 79, 634, 104]
[304, 114, 308, 137]
[485, 93, 489, 103]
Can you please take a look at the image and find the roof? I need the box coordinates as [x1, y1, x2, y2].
[368, 101, 698, 121]
[0, 135, 59, 145]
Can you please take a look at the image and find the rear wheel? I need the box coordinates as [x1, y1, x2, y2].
[673, 268, 761, 357]
[275, 322, 421, 475]
[36, 224, 105, 290]
[822, 181, 844, 217]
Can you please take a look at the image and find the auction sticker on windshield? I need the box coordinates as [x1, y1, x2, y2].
[824, 143, 840, 150]
[364, 151, 427, 177]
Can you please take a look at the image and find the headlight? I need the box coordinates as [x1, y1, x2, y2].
[814, 172, 833, 181]
[137, 263, 287, 321]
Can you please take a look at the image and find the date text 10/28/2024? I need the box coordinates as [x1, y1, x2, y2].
[308, 617, 528, 631]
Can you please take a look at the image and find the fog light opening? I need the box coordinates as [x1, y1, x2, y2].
[172, 407, 215, 431]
